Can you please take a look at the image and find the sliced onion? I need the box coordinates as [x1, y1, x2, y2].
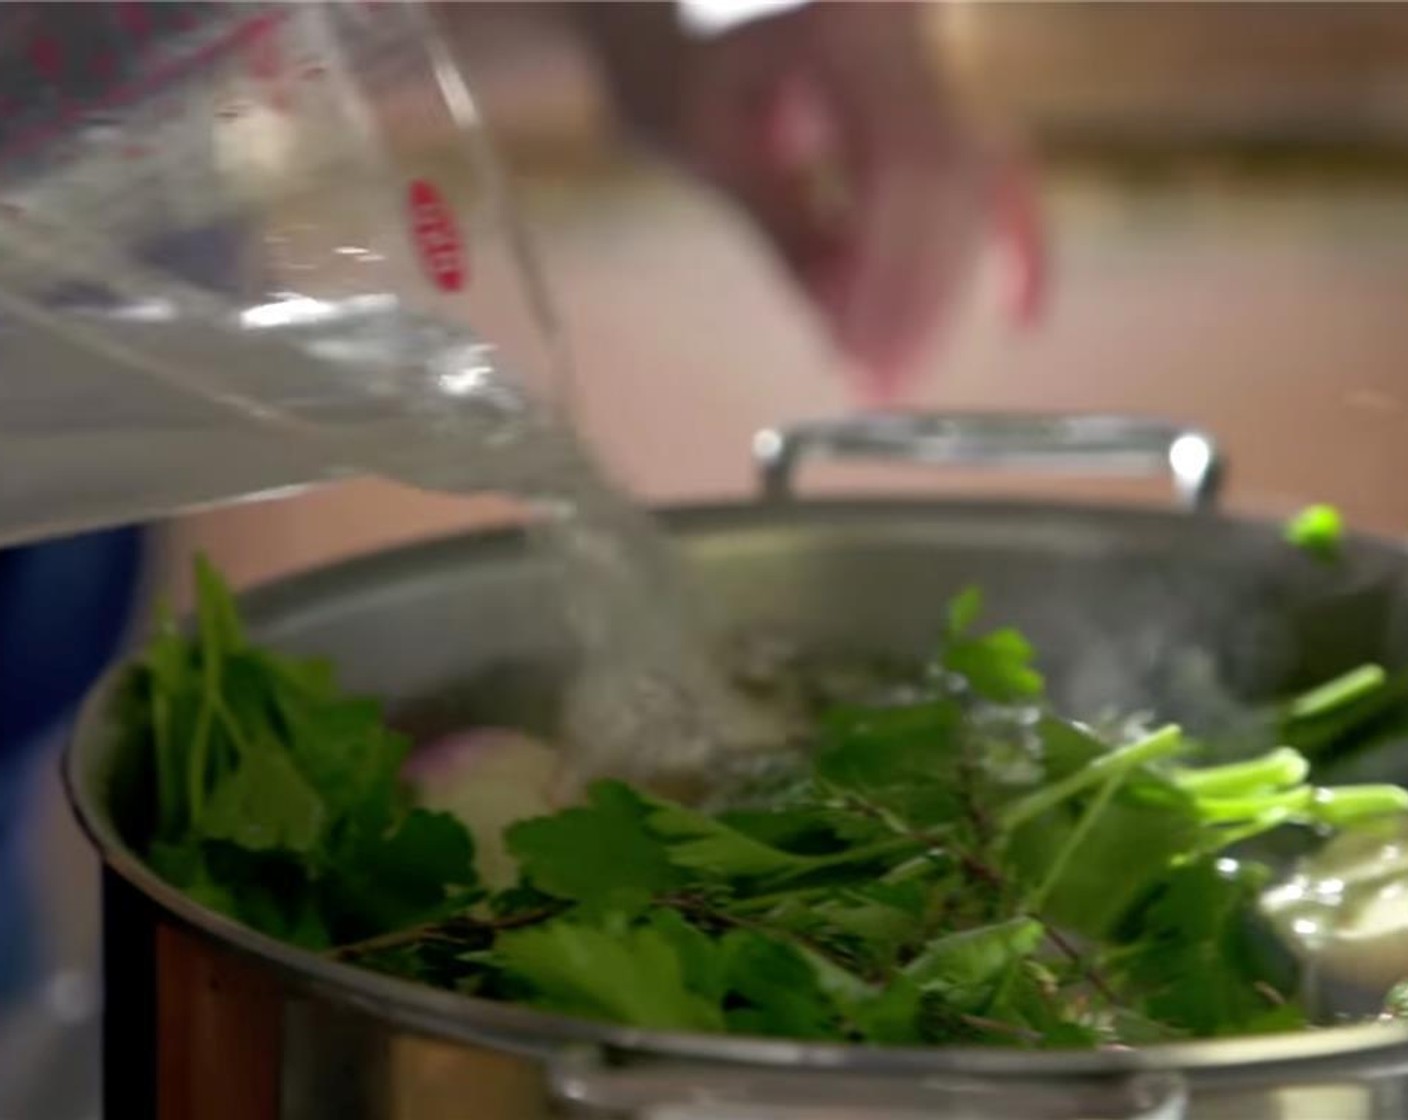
[405, 729, 573, 889]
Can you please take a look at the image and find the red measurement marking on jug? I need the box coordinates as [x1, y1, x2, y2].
[407, 179, 467, 294]
[0, 5, 290, 164]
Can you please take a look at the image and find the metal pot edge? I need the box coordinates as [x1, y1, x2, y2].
[62, 495, 1408, 1090]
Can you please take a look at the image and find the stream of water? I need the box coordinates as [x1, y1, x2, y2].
[320, 308, 768, 782]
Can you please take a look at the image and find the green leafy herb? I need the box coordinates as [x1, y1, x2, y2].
[941, 588, 1044, 702]
[199, 749, 326, 854]
[1106, 858, 1302, 1036]
[1285, 503, 1344, 561]
[506, 780, 682, 913]
[123, 556, 479, 947]
[720, 930, 840, 1038]
[494, 914, 726, 1031]
[645, 796, 820, 880]
[123, 564, 1408, 1049]
[1289, 664, 1387, 723]
[904, 917, 1044, 995]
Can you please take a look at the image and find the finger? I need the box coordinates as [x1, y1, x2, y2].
[683, 35, 976, 402]
[690, 73, 853, 319]
[989, 145, 1048, 329]
[826, 141, 986, 403]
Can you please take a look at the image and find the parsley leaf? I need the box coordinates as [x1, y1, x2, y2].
[492, 916, 725, 1031]
[124, 569, 1384, 1050]
[812, 698, 967, 829]
[506, 780, 682, 912]
[199, 748, 327, 854]
[1106, 858, 1305, 1036]
[127, 557, 479, 945]
[719, 930, 839, 1039]
[644, 797, 821, 880]
[904, 918, 1044, 1002]
[941, 588, 1044, 702]
[326, 808, 480, 934]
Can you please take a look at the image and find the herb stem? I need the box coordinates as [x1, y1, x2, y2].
[187, 696, 214, 825]
[730, 884, 834, 915]
[760, 835, 921, 892]
[998, 725, 1185, 832]
[1307, 784, 1408, 827]
[958, 1012, 1042, 1044]
[149, 675, 178, 836]
[672, 894, 849, 974]
[330, 905, 563, 961]
[1172, 747, 1309, 799]
[187, 604, 226, 825]
[812, 835, 919, 871]
[1288, 664, 1385, 722]
[330, 921, 463, 961]
[1027, 771, 1122, 914]
[214, 697, 254, 759]
[1198, 810, 1294, 855]
[1042, 924, 1118, 1006]
[948, 833, 1118, 1008]
[1195, 786, 1313, 824]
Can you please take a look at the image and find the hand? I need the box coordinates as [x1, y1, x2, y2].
[579, 1, 1045, 402]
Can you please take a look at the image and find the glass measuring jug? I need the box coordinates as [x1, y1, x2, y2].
[0, 1, 568, 547]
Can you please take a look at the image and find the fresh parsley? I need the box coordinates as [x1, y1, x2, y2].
[123, 561, 1408, 1047]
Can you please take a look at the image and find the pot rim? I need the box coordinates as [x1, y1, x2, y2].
[66, 496, 1408, 1088]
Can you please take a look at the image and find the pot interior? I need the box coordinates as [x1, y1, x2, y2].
[234, 500, 1408, 746]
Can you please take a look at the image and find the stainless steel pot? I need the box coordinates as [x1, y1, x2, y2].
[67, 413, 1408, 1120]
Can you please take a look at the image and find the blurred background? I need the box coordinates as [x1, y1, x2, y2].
[164, 1, 1408, 594]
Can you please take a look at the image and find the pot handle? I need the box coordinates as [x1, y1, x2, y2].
[753, 412, 1223, 511]
[550, 1048, 1188, 1120]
